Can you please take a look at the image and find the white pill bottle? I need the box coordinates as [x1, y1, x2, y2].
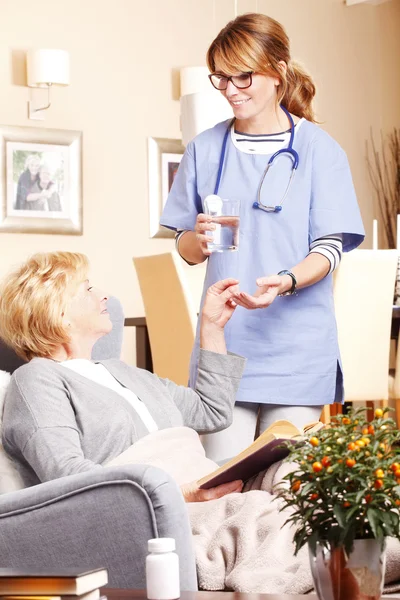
[146, 537, 180, 600]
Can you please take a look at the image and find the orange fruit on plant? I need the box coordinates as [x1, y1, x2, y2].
[321, 456, 331, 467]
[394, 469, 400, 479]
[291, 480, 301, 492]
[365, 494, 373, 503]
[368, 425, 375, 435]
[342, 417, 351, 425]
[361, 437, 370, 445]
[346, 458, 356, 468]
[348, 442, 356, 451]
[356, 440, 365, 448]
[310, 493, 319, 501]
[375, 469, 384, 479]
[374, 479, 384, 489]
[395, 499, 400, 506]
[313, 462, 323, 473]
[310, 437, 319, 447]
[375, 408, 384, 418]
[391, 463, 400, 473]
[343, 501, 351, 508]
[362, 427, 369, 435]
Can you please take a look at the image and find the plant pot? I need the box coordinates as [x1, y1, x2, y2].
[309, 538, 386, 600]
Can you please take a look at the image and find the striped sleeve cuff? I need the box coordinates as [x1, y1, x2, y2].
[309, 234, 343, 275]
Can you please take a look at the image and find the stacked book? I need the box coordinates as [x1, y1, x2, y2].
[0, 568, 108, 600]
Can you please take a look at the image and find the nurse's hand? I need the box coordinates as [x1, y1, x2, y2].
[233, 275, 282, 309]
[181, 479, 243, 502]
[194, 213, 215, 257]
[202, 278, 239, 329]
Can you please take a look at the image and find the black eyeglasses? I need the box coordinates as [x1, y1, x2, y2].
[208, 71, 253, 91]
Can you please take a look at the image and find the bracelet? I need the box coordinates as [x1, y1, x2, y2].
[277, 270, 297, 296]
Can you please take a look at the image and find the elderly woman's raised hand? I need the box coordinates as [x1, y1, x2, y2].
[201, 278, 239, 330]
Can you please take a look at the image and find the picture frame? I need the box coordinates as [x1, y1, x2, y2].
[0, 125, 82, 234]
[148, 136, 184, 238]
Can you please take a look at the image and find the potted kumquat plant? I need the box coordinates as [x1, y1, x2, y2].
[276, 407, 400, 600]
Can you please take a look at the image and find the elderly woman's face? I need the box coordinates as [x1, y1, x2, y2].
[63, 278, 112, 339]
[39, 168, 51, 185]
[28, 159, 40, 175]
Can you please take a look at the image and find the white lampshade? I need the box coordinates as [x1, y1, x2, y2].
[179, 66, 233, 146]
[180, 66, 211, 96]
[180, 91, 233, 146]
[27, 49, 70, 88]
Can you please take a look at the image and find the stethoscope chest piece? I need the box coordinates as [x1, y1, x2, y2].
[252, 202, 282, 213]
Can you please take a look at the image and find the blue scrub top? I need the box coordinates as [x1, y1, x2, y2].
[161, 119, 365, 406]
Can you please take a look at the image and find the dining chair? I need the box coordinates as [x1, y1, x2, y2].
[133, 252, 197, 385]
[321, 250, 398, 424]
[389, 328, 400, 427]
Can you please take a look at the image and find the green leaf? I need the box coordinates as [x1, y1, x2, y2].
[334, 504, 347, 528]
[300, 482, 315, 496]
[345, 505, 361, 522]
[367, 507, 384, 540]
[294, 527, 308, 555]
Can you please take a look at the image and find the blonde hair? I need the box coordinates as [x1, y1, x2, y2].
[0, 252, 89, 361]
[207, 13, 316, 123]
[24, 154, 41, 170]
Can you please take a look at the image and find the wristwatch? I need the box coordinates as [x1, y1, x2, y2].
[277, 270, 297, 296]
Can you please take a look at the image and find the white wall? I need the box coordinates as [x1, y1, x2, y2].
[0, 0, 399, 362]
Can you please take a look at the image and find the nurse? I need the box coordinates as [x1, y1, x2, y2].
[161, 13, 365, 463]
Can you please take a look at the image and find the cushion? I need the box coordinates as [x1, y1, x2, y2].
[0, 370, 25, 494]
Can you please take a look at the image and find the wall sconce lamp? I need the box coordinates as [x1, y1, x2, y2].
[26, 49, 70, 120]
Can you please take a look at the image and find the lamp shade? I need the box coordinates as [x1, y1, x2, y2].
[179, 66, 233, 146]
[180, 66, 211, 96]
[180, 91, 233, 146]
[27, 49, 70, 87]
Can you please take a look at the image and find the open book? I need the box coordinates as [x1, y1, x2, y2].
[198, 419, 324, 490]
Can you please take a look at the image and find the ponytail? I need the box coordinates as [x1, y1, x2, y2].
[279, 61, 316, 123]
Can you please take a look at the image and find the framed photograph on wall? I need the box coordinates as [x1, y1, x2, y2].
[148, 136, 184, 238]
[0, 125, 82, 234]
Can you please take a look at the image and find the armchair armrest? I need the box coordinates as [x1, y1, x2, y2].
[0, 465, 197, 591]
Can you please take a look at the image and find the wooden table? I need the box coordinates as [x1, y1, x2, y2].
[125, 307, 400, 373]
[103, 589, 317, 599]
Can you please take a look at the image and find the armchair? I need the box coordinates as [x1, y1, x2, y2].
[0, 297, 197, 590]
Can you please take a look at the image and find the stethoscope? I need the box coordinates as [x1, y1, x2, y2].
[214, 105, 299, 213]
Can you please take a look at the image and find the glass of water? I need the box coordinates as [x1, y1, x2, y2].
[203, 195, 240, 253]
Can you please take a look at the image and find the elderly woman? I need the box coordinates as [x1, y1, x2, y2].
[25, 164, 62, 211]
[0, 252, 245, 502]
[15, 154, 40, 210]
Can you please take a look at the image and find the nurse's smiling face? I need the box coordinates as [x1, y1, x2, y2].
[216, 68, 281, 122]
